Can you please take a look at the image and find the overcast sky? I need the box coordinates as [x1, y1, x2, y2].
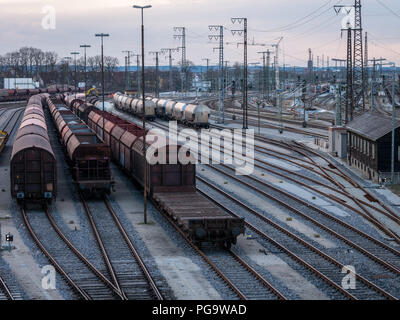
[1, 0, 399, 68]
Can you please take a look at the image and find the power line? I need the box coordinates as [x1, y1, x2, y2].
[251, 0, 342, 33]
[376, 0, 400, 20]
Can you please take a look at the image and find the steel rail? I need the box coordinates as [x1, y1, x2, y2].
[20, 206, 90, 300]
[0, 276, 14, 300]
[44, 207, 125, 299]
[79, 193, 127, 300]
[196, 182, 397, 300]
[104, 197, 164, 300]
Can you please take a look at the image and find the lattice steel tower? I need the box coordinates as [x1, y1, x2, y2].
[353, 0, 364, 109]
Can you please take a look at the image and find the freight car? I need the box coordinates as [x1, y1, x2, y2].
[113, 93, 210, 128]
[113, 92, 156, 120]
[10, 94, 57, 202]
[47, 97, 113, 195]
[85, 107, 244, 248]
[0, 86, 82, 103]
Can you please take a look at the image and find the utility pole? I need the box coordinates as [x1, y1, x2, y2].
[202, 58, 210, 94]
[258, 51, 269, 99]
[95, 33, 109, 141]
[122, 50, 134, 91]
[364, 32, 369, 106]
[132, 54, 141, 97]
[161, 48, 178, 94]
[150, 51, 161, 98]
[392, 63, 396, 187]
[271, 37, 283, 133]
[369, 57, 386, 112]
[345, 25, 353, 123]
[133, 4, 152, 224]
[80, 44, 91, 100]
[173, 27, 186, 96]
[209, 25, 224, 123]
[231, 17, 248, 129]
[70, 52, 80, 100]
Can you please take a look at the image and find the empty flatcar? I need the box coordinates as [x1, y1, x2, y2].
[10, 94, 57, 202]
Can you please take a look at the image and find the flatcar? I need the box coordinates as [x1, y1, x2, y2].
[10, 94, 57, 202]
[86, 107, 244, 248]
[47, 97, 113, 195]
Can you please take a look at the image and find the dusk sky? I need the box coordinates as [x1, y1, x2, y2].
[1, 0, 399, 68]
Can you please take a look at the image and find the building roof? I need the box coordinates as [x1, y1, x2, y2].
[346, 112, 400, 141]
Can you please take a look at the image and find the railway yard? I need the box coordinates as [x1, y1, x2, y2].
[1, 1, 400, 313]
[0, 89, 400, 303]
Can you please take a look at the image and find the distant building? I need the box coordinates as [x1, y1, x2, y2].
[346, 113, 400, 182]
[4, 78, 39, 89]
[192, 75, 211, 92]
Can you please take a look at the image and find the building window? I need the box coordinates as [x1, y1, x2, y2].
[372, 144, 375, 159]
[398, 146, 400, 161]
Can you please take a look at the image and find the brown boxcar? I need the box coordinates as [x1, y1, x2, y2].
[48, 98, 112, 195]
[10, 94, 57, 202]
[86, 107, 244, 247]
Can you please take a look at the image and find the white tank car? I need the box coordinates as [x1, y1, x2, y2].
[124, 97, 134, 111]
[121, 96, 130, 111]
[165, 100, 178, 119]
[117, 94, 125, 107]
[131, 99, 140, 114]
[133, 98, 156, 120]
[183, 104, 211, 128]
[172, 102, 187, 121]
[154, 99, 169, 118]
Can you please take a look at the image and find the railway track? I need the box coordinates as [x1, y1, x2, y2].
[150, 119, 400, 297]
[20, 206, 124, 300]
[148, 117, 400, 245]
[80, 194, 164, 300]
[196, 179, 398, 300]
[255, 136, 400, 242]
[0, 108, 24, 132]
[0, 275, 16, 300]
[112, 104, 400, 299]
[151, 194, 286, 300]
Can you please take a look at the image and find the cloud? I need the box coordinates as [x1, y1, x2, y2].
[0, 0, 399, 66]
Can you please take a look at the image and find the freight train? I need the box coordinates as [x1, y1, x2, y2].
[113, 93, 156, 120]
[47, 96, 113, 195]
[112, 93, 211, 128]
[0, 86, 83, 103]
[10, 94, 57, 203]
[64, 94, 244, 248]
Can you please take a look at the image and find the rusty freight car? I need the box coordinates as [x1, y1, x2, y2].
[10, 94, 57, 202]
[86, 107, 244, 247]
[47, 98, 113, 195]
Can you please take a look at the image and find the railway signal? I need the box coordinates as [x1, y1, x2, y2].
[5, 232, 13, 251]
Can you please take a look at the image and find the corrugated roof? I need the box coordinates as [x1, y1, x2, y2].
[346, 112, 400, 141]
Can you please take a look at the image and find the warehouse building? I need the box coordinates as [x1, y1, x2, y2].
[346, 113, 400, 182]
